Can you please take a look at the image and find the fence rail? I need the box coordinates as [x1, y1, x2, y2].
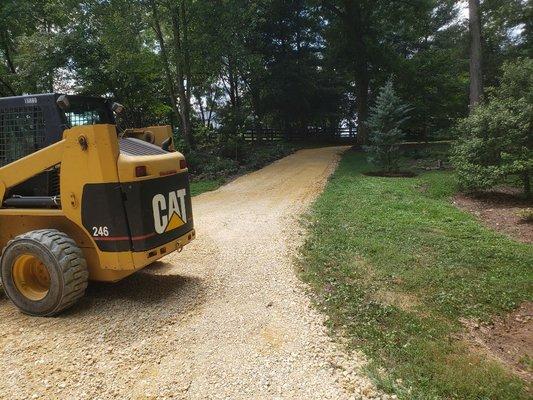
[241, 127, 358, 143]
[241, 129, 453, 148]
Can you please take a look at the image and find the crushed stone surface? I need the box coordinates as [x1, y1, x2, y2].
[0, 146, 393, 400]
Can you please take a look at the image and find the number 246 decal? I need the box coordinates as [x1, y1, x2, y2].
[92, 226, 109, 237]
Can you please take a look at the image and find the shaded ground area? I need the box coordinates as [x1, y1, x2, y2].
[454, 188, 533, 244]
[462, 302, 532, 381]
[451, 185, 532, 377]
[0, 147, 390, 400]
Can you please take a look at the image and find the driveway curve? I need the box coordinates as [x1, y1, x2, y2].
[0, 146, 389, 400]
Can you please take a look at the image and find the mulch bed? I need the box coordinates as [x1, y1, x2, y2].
[453, 189, 532, 381]
[453, 187, 532, 244]
[461, 302, 533, 382]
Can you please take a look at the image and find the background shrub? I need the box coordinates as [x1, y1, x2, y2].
[365, 80, 411, 172]
[451, 58, 532, 197]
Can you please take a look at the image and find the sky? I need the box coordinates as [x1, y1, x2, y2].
[457, 0, 469, 22]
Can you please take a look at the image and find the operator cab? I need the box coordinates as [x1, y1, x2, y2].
[0, 94, 123, 200]
[58, 94, 117, 129]
[0, 94, 119, 167]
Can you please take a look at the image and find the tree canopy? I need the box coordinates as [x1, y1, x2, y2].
[0, 0, 529, 147]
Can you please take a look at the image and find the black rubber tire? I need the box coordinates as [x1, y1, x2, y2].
[0, 229, 88, 316]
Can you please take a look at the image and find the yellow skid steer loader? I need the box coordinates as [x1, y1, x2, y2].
[0, 94, 195, 316]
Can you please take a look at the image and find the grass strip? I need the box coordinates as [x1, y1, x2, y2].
[300, 151, 533, 399]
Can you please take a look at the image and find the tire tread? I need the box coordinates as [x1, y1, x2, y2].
[2, 229, 88, 316]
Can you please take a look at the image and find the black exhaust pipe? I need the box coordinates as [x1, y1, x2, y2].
[3, 196, 61, 208]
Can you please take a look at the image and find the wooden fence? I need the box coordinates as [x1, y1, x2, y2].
[241, 128, 453, 149]
[241, 127, 358, 143]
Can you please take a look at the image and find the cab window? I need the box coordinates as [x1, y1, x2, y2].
[63, 99, 114, 127]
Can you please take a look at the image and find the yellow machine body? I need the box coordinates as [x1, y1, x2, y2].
[122, 126, 176, 151]
[0, 125, 195, 282]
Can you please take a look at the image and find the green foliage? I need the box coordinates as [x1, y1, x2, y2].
[241, 143, 295, 170]
[200, 156, 240, 178]
[480, 0, 531, 87]
[186, 140, 297, 181]
[0, 0, 71, 94]
[396, 27, 470, 140]
[365, 81, 411, 172]
[1, 0, 529, 143]
[300, 151, 532, 399]
[452, 58, 533, 196]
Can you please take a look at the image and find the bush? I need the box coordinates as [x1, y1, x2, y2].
[365, 80, 411, 172]
[451, 58, 532, 197]
[218, 134, 247, 162]
[186, 150, 239, 178]
[202, 157, 240, 176]
[242, 142, 294, 169]
[185, 138, 297, 181]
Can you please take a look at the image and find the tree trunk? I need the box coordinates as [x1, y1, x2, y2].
[356, 71, 369, 145]
[197, 96, 206, 126]
[180, 0, 192, 101]
[0, 76, 16, 96]
[524, 171, 531, 199]
[344, 1, 370, 145]
[149, 0, 181, 134]
[170, 4, 195, 149]
[469, 0, 483, 109]
[1, 33, 17, 74]
[222, 56, 241, 110]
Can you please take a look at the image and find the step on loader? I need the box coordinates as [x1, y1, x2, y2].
[0, 94, 195, 316]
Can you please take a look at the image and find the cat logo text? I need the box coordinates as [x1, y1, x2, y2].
[152, 189, 188, 234]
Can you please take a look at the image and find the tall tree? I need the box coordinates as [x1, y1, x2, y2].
[321, 0, 373, 143]
[394, 1, 468, 140]
[146, 0, 195, 148]
[469, 0, 483, 108]
[0, 0, 527, 147]
[254, 0, 326, 131]
[169, 0, 195, 148]
[320, 0, 448, 143]
[365, 80, 411, 173]
[0, 0, 70, 95]
[64, 0, 168, 127]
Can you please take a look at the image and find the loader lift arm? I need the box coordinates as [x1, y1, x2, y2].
[0, 140, 65, 205]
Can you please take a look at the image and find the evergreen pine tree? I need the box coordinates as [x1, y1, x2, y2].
[365, 80, 411, 173]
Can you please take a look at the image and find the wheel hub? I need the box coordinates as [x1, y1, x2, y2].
[12, 254, 51, 301]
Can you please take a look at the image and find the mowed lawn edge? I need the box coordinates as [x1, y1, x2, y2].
[299, 150, 533, 399]
[190, 178, 225, 197]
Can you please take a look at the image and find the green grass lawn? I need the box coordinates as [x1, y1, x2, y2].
[300, 151, 533, 399]
[190, 178, 225, 197]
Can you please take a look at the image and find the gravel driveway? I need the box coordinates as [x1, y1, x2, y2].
[0, 146, 389, 400]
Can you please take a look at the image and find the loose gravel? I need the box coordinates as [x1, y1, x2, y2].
[0, 146, 392, 399]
